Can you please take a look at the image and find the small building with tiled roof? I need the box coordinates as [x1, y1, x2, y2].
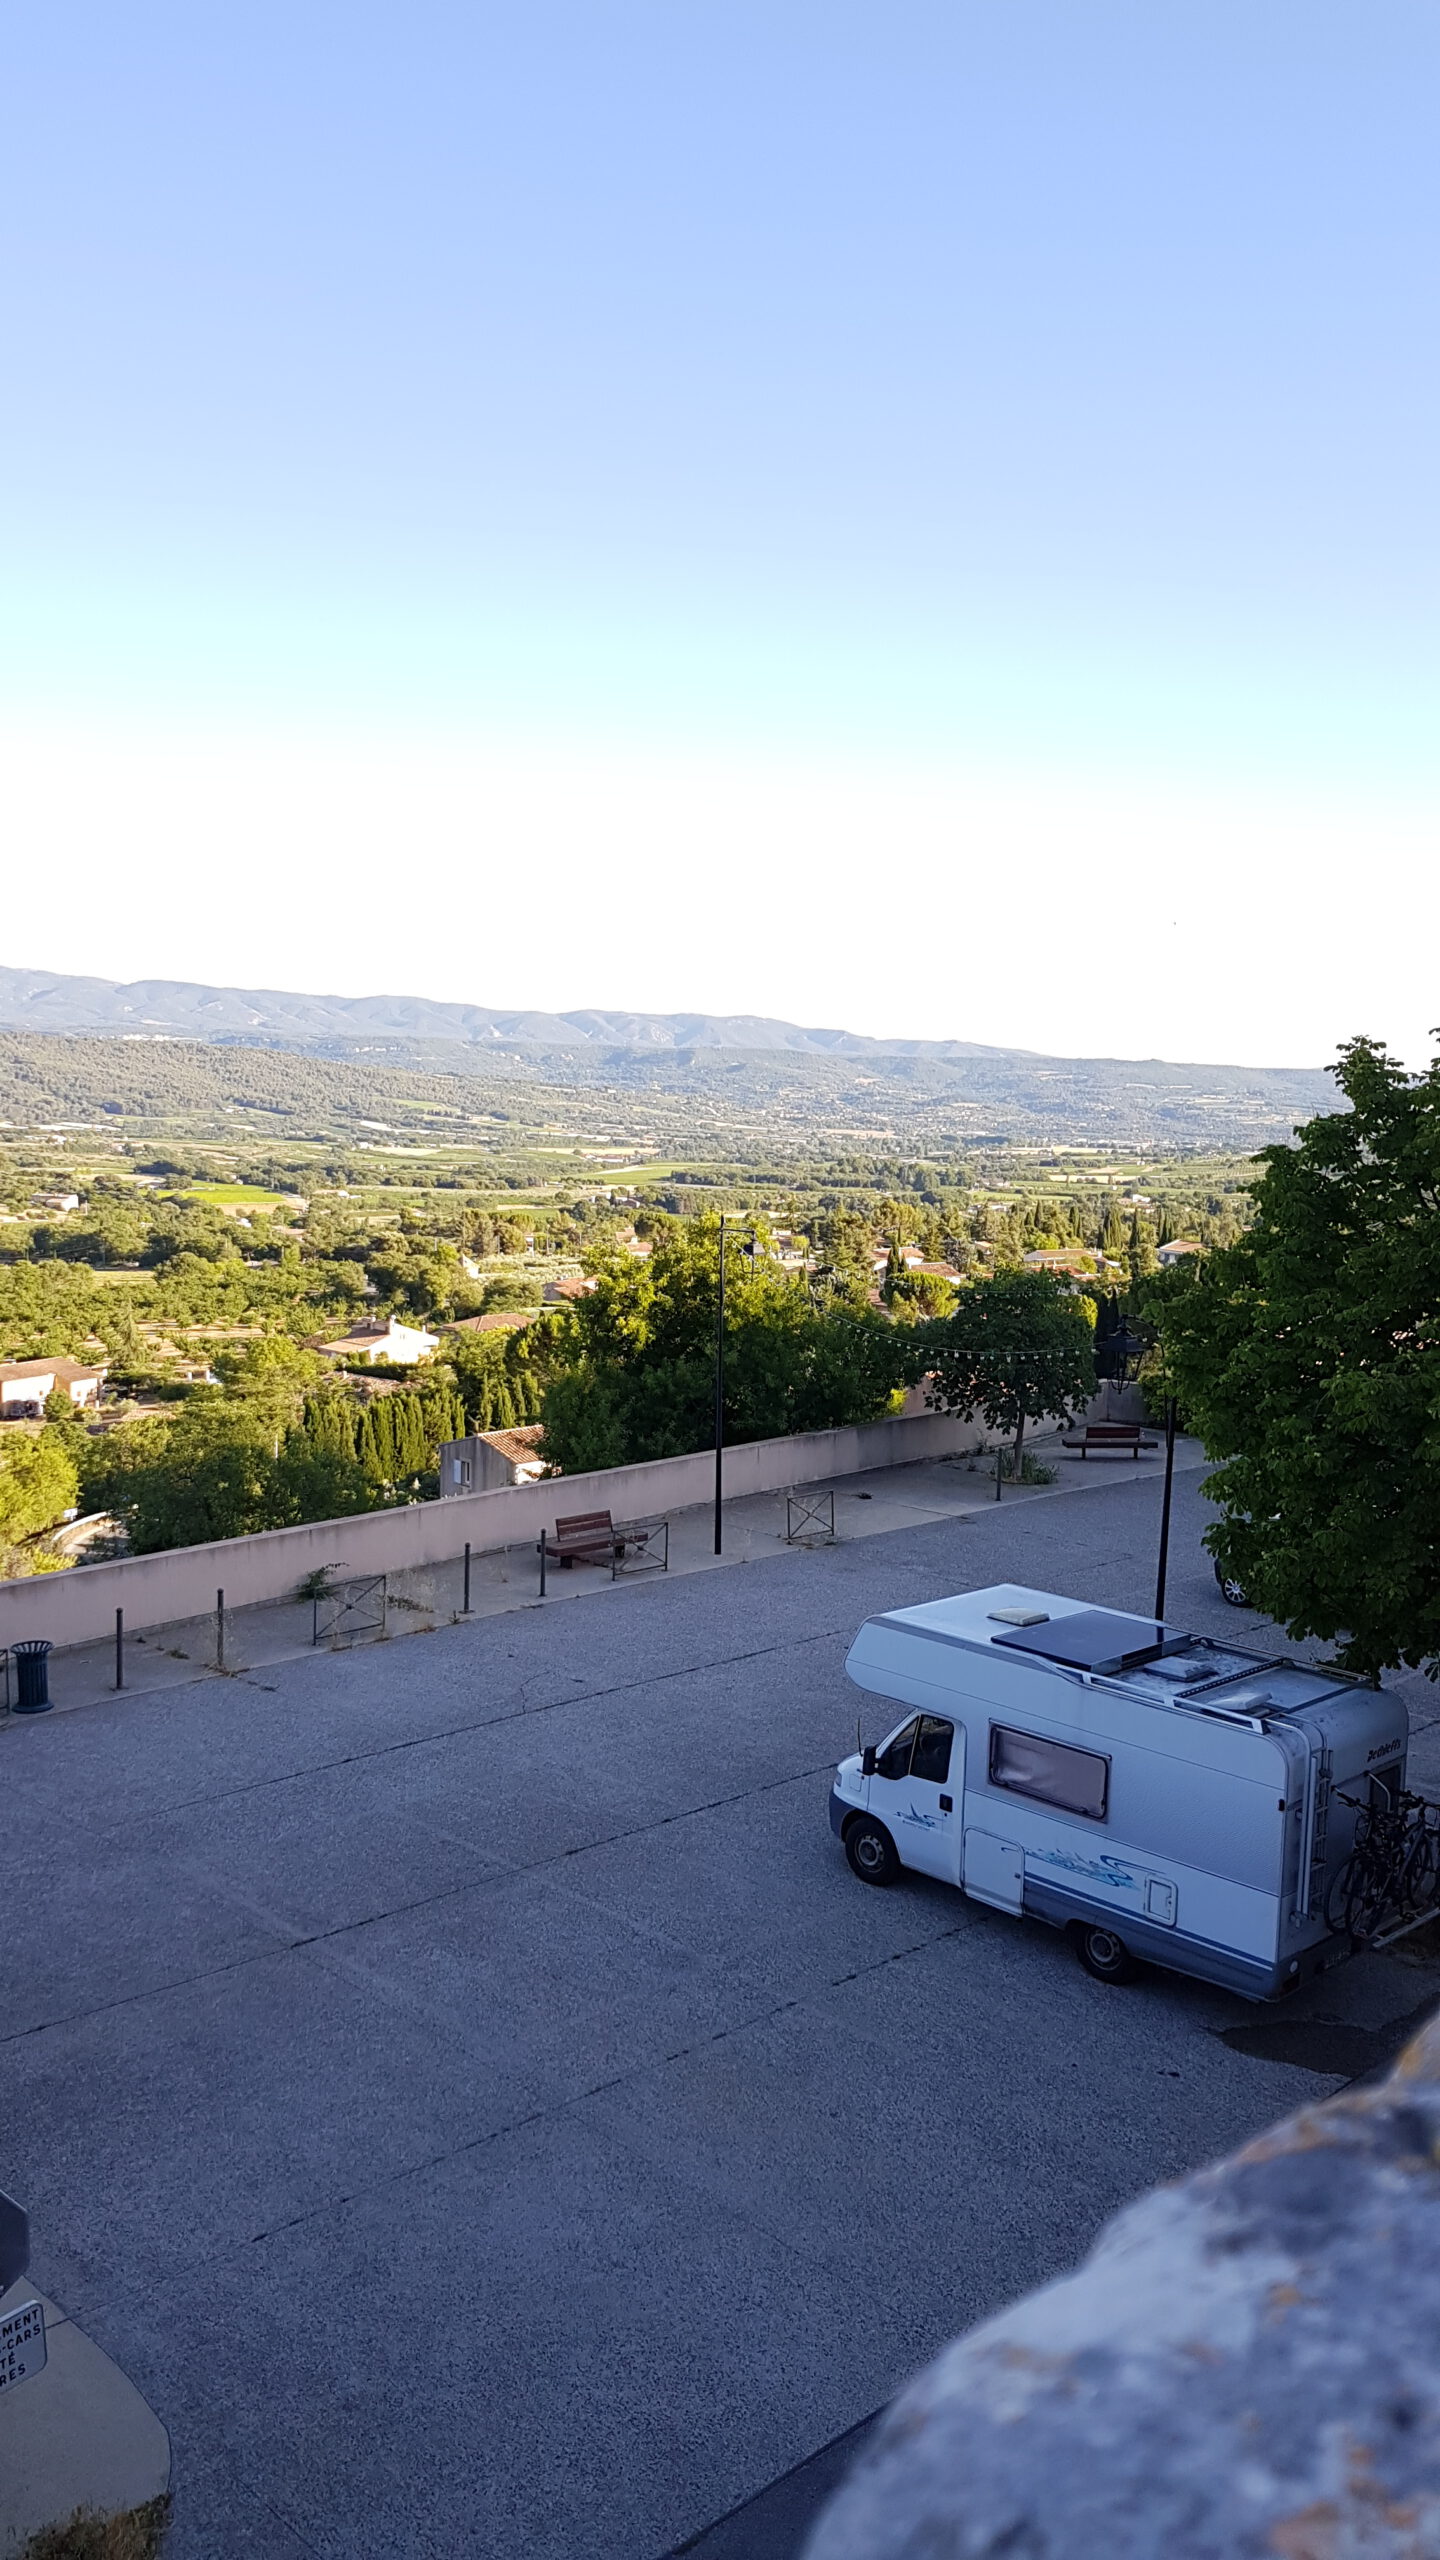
[439, 1424, 546, 1494]
[313, 1316, 439, 1366]
[0, 1356, 106, 1417]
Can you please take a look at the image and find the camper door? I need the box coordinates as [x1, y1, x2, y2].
[867, 1712, 963, 1885]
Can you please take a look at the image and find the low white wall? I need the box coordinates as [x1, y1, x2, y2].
[0, 1408, 989, 1650]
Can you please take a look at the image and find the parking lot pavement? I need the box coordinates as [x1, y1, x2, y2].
[3, 1468, 1437, 2560]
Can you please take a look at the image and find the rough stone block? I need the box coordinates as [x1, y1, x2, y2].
[806, 2008, 1440, 2559]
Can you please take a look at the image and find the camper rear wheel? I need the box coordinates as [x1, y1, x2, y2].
[845, 1817, 899, 1886]
[1074, 1923, 1138, 1984]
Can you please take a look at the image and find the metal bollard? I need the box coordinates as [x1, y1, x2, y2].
[462, 1542, 472, 1614]
[216, 1588, 225, 1673]
[115, 1607, 124, 1693]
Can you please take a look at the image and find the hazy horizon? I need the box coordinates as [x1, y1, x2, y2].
[0, 955, 1359, 1075]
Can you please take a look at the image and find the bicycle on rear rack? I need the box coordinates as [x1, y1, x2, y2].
[1327, 1789, 1440, 1943]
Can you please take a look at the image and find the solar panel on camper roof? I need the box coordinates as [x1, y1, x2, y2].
[990, 1610, 1184, 1673]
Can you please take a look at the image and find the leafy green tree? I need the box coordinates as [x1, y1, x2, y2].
[366, 1242, 464, 1320]
[879, 1240, 907, 1305]
[888, 1270, 955, 1321]
[213, 1334, 324, 1423]
[1161, 1036, 1440, 1678]
[538, 1364, 627, 1473]
[925, 1269, 1096, 1480]
[480, 1273, 544, 1312]
[267, 1438, 376, 1527]
[538, 1213, 914, 1472]
[1127, 1210, 1160, 1284]
[0, 1427, 79, 1559]
[81, 1399, 269, 1551]
[82, 1395, 379, 1549]
[448, 1332, 517, 1430]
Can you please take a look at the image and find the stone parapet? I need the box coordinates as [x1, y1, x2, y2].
[806, 2008, 1440, 2560]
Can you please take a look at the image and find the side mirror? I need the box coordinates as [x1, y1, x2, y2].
[861, 1745, 877, 1778]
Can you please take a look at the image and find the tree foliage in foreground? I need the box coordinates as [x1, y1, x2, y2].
[538, 1216, 919, 1473]
[0, 1427, 79, 1575]
[81, 1375, 466, 1553]
[1162, 1036, 1440, 1679]
[923, 1268, 1096, 1476]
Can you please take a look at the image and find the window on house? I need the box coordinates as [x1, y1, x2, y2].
[989, 1725, 1108, 1821]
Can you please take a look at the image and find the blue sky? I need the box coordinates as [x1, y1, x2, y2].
[3, 4, 1436, 1063]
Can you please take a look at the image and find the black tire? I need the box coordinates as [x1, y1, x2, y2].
[1075, 1923, 1138, 1983]
[845, 1816, 899, 1886]
[1327, 1851, 1377, 1938]
[1213, 1560, 1251, 1609]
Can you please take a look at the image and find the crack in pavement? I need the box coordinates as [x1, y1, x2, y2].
[74, 1622, 854, 1838]
[49, 1915, 970, 2345]
[0, 1753, 851, 2048]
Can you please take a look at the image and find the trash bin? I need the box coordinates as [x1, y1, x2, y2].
[12, 1640, 53, 1715]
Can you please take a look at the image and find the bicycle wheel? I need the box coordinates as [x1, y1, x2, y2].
[1401, 1824, 1438, 1916]
[1332, 1851, 1390, 1941]
[1327, 1852, 1366, 1935]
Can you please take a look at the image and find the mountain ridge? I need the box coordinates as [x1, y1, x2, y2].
[0, 966, 1317, 1076]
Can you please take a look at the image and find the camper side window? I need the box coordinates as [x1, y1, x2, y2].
[989, 1724, 1109, 1821]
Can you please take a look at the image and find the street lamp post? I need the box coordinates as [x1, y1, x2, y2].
[714, 1215, 727, 1554]
[1154, 1393, 1179, 1621]
[713, 1219, 759, 1555]
[1105, 1318, 1177, 1623]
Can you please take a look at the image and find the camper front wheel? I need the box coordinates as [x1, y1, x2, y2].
[845, 1817, 899, 1886]
[1075, 1923, 1137, 1983]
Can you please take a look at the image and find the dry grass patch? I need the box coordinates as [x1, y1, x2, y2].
[19, 2497, 170, 2560]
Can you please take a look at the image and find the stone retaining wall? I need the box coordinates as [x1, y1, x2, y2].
[0, 1406, 992, 1650]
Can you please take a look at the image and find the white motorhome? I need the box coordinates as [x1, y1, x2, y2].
[831, 1583, 1408, 1999]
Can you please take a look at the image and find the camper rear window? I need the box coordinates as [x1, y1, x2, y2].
[989, 1725, 1109, 1821]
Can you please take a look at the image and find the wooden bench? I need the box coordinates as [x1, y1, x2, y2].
[1060, 1423, 1159, 1459]
[542, 1510, 617, 1573]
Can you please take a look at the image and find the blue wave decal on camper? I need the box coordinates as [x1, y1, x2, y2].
[1034, 1847, 1139, 1893]
[898, 1800, 940, 1830]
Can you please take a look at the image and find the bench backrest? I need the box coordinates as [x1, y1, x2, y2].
[553, 1510, 614, 1541]
[1083, 1424, 1144, 1442]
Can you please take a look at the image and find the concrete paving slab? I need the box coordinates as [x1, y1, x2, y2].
[0, 1946, 562, 2308]
[107, 2111, 921, 2560]
[553, 1769, 961, 2007]
[1, 1827, 285, 2041]
[136, 1754, 505, 1942]
[584, 1899, 1345, 2329]
[134, 2451, 311, 2560]
[309, 1856, 780, 2099]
